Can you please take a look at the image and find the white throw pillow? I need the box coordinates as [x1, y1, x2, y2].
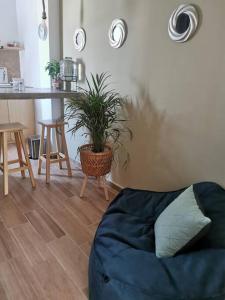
[154, 186, 211, 258]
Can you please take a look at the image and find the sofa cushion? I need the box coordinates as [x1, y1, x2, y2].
[154, 186, 211, 258]
[89, 183, 225, 300]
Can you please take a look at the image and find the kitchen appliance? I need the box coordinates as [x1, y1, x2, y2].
[60, 57, 77, 91]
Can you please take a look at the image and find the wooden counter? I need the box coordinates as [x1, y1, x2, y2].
[0, 87, 77, 100]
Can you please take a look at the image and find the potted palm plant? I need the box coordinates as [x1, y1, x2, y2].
[45, 60, 60, 89]
[65, 73, 131, 200]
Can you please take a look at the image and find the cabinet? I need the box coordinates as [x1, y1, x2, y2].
[0, 99, 35, 139]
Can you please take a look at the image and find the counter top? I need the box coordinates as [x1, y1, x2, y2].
[0, 88, 77, 100]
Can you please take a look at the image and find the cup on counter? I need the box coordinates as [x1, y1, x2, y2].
[12, 78, 25, 91]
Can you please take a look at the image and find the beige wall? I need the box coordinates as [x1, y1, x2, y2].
[0, 0, 18, 45]
[63, 0, 225, 191]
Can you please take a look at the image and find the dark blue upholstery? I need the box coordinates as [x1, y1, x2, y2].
[89, 182, 225, 300]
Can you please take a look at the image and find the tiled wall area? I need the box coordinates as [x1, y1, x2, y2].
[0, 50, 20, 80]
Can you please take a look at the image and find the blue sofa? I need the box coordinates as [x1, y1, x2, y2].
[89, 182, 225, 300]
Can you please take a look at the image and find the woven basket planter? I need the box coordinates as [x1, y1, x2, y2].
[80, 144, 113, 177]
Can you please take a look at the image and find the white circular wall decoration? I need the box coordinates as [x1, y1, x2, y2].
[109, 19, 127, 49]
[168, 4, 199, 43]
[73, 28, 86, 52]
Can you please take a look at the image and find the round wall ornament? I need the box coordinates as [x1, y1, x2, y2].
[108, 18, 127, 49]
[73, 28, 86, 52]
[168, 4, 199, 43]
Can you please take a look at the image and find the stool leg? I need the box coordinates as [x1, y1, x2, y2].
[61, 125, 72, 177]
[38, 125, 45, 175]
[0, 133, 2, 164]
[46, 127, 51, 184]
[102, 177, 109, 201]
[55, 128, 62, 170]
[80, 175, 88, 198]
[3, 132, 8, 196]
[19, 131, 36, 189]
[97, 177, 101, 187]
[14, 132, 25, 178]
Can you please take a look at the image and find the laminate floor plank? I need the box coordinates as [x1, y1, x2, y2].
[53, 207, 92, 245]
[87, 222, 101, 238]
[48, 235, 88, 290]
[11, 223, 51, 266]
[0, 221, 20, 263]
[57, 195, 102, 226]
[0, 195, 27, 228]
[33, 255, 87, 300]
[25, 207, 65, 243]
[10, 177, 40, 214]
[30, 188, 92, 245]
[52, 180, 75, 198]
[64, 181, 110, 213]
[0, 256, 46, 300]
[79, 241, 93, 257]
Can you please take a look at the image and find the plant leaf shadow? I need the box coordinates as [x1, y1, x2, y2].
[111, 81, 192, 191]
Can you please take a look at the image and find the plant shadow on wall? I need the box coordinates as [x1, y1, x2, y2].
[112, 80, 193, 190]
[111, 81, 168, 189]
[114, 80, 202, 191]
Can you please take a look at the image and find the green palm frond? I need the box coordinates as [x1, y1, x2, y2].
[65, 73, 132, 162]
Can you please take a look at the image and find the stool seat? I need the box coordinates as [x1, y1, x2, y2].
[0, 122, 26, 133]
[38, 119, 67, 128]
[38, 120, 72, 183]
[0, 123, 36, 196]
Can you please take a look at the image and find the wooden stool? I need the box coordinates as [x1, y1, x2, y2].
[0, 122, 36, 196]
[38, 120, 72, 184]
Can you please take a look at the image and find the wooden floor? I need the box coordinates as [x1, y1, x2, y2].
[0, 144, 118, 300]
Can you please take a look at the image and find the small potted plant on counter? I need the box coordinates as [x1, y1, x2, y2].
[65, 73, 132, 200]
[45, 60, 60, 89]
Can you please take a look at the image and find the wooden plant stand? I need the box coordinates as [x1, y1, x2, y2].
[80, 175, 109, 201]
